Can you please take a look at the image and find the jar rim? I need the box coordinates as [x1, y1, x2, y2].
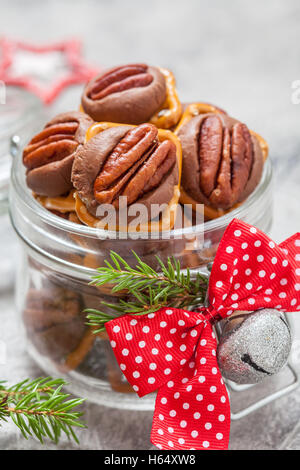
[11, 150, 273, 239]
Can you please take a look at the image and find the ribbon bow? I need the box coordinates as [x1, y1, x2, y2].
[105, 219, 300, 450]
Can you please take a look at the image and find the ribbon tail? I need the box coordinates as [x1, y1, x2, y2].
[150, 322, 231, 450]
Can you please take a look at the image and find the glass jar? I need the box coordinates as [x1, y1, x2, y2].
[0, 86, 43, 291]
[10, 140, 273, 409]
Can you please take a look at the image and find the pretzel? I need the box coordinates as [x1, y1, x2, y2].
[149, 68, 182, 129]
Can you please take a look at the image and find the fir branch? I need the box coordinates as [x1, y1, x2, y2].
[86, 251, 209, 332]
[0, 378, 85, 444]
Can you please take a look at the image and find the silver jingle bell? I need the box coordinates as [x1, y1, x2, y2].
[217, 309, 291, 384]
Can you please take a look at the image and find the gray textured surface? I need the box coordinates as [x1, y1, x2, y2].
[0, 0, 300, 450]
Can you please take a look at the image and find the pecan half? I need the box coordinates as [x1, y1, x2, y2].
[23, 112, 93, 197]
[89, 64, 153, 100]
[81, 64, 167, 124]
[178, 113, 264, 210]
[71, 124, 178, 220]
[93, 124, 176, 207]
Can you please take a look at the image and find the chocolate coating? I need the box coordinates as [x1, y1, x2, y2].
[178, 113, 264, 210]
[71, 125, 178, 222]
[81, 64, 167, 124]
[24, 111, 93, 197]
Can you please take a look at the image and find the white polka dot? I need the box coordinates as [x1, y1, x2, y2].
[221, 395, 226, 403]
[160, 321, 167, 328]
[212, 367, 218, 375]
[248, 298, 255, 305]
[194, 412, 201, 419]
[203, 441, 210, 448]
[296, 254, 300, 261]
[130, 319, 137, 326]
[233, 258, 238, 265]
[245, 269, 252, 276]
[279, 292, 287, 298]
[283, 260, 289, 267]
[191, 431, 198, 438]
[178, 438, 185, 445]
[125, 333, 132, 341]
[269, 241, 275, 248]
[180, 344, 187, 352]
[148, 377, 155, 384]
[295, 284, 300, 291]
[182, 377, 188, 384]
[148, 313, 155, 319]
[196, 394, 203, 401]
[246, 282, 253, 290]
[198, 376, 206, 383]
[157, 429, 164, 435]
[270, 273, 276, 279]
[257, 255, 264, 262]
[168, 427, 174, 434]
[216, 281, 223, 288]
[216, 433, 223, 440]
[166, 309, 173, 315]
[250, 227, 257, 233]
[170, 328, 176, 334]
[174, 392, 180, 399]
[190, 330, 198, 337]
[133, 371, 140, 378]
[233, 269, 238, 276]
[120, 364, 126, 370]
[149, 362, 157, 370]
[207, 404, 214, 411]
[142, 326, 150, 334]
[180, 420, 187, 428]
[110, 340, 116, 348]
[139, 341, 146, 348]
[264, 297, 271, 303]
[291, 299, 297, 306]
[164, 368, 171, 375]
[168, 441, 174, 448]
[234, 230, 241, 237]
[210, 386, 217, 393]
[122, 348, 129, 356]
[135, 356, 142, 363]
[167, 381, 174, 388]
[295, 240, 300, 247]
[226, 246, 233, 253]
[166, 341, 173, 348]
[180, 359, 187, 366]
[200, 339, 207, 346]
[169, 410, 176, 417]
[178, 320, 185, 326]
[158, 414, 164, 421]
[242, 242, 248, 249]
[243, 254, 249, 261]
[205, 422, 212, 430]
[259, 270, 266, 278]
[133, 385, 139, 392]
[218, 414, 225, 422]
[154, 334, 161, 341]
[189, 361, 195, 369]
[221, 264, 227, 271]
[113, 326, 120, 333]
[183, 402, 190, 409]
[152, 348, 159, 355]
[165, 354, 173, 362]
[265, 288, 273, 295]
[254, 240, 261, 247]
[234, 283, 240, 290]
[186, 385, 192, 392]
[271, 257, 277, 264]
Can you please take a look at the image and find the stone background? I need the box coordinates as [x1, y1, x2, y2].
[0, 0, 300, 450]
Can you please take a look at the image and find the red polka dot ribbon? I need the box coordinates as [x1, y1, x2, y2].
[105, 219, 300, 450]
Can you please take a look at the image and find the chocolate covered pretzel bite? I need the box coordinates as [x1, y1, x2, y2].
[71, 122, 181, 230]
[81, 63, 182, 129]
[176, 106, 268, 218]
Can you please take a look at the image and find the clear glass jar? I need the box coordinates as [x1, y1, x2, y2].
[10, 140, 273, 409]
[0, 86, 43, 291]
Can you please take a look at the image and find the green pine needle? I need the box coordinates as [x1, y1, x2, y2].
[86, 251, 208, 333]
[0, 377, 85, 444]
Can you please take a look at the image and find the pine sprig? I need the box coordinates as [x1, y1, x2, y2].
[0, 377, 85, 444]
[86, 251, 209, 332]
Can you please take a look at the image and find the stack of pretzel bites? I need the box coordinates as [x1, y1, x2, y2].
[21, 63, 269, 383]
